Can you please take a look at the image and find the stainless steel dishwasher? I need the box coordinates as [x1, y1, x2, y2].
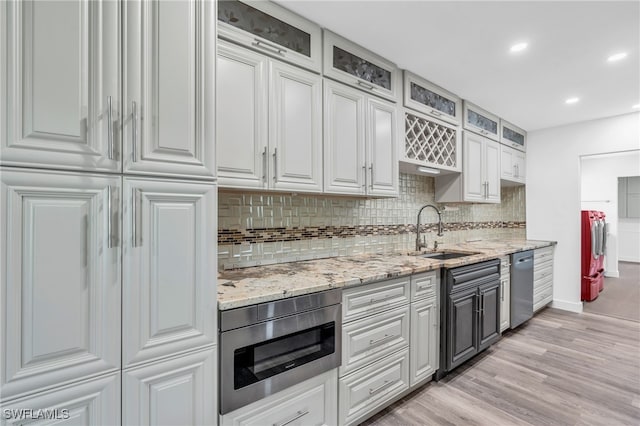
[510, 250, 534, 328]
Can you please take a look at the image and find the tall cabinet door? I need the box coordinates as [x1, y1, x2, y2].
[462, 133, 484, 202]
[1, 0, 120, 172]
[484, 139, 501, 202]
[122, 177, 216, 368]
[1, 169, 121, 401]
[216, 40, 268, 189]
[270, 60, 323, 193]
[323, 80, 366, 195]
[478, 282, 501, 350]
[123, 0, 215, 180]
[448, 287, 478, 370]
[410, 298, 439, 386]
[367, 97, 398, 196]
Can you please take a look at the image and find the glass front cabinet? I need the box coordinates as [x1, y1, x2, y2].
[463, 101, 500, 141]
[218, 0, 322, 73]
[501, 119, 527, 152]
[323, 30, 399, 102]
[403, 71, 461, 125]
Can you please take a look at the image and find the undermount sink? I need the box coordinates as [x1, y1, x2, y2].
[421, 251, 481, 260]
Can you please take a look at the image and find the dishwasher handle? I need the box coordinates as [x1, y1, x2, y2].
[517, 257, 533, 263]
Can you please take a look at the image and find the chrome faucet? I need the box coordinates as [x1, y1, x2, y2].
[416, 204, 444, 251]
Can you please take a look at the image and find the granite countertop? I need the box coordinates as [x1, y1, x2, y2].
[217, 239, 556, 310]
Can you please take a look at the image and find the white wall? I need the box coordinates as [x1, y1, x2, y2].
[580, 151, 640, 275]
[526, 112, 640, 313]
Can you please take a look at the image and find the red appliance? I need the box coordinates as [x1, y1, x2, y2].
[581, 210, 607, 301]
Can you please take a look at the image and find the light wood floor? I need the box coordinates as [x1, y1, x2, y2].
[362, 308, 640, 426]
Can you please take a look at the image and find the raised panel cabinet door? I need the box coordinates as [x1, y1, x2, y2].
[323, 80, 366, 195]
[123, 177, 216, 368]
[270, 60, 323, 192]
[500, 145, 515, 180]
[123, 347, 216, 426]
[410, 298, 439, 386]
[514, 151, 526, 182]
[123, 0, 215, 179]
[484, 139, 501, 202]
[500, 277, 511, 333]
[1, 372, 120, 426]
[462, 133, 484, 202]
[1, 169, 121, 401]
[448, 287, 478, 370]
[478, 282, 501, 351]
[216, 40, 268, 189]
[1, 0, 120, 172]
[367, 97, 398, 196]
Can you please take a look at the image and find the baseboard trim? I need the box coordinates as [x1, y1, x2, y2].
[550, 299, 583, 313]
[604, 270, 619, 278]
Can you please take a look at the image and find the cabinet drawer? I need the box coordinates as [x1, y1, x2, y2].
[534, 278, 553, 297]
[339, 349, 409, 426]
[534, 246, 554, 262]
[342, 277, 410, 322]
[411, 270, 439, 301]
[534, 264, 553, 283]
[220, 370, 337, 426]
[340, 305, 410, 376]
[534, 286, 553, 305]
[534, 294, 553, 312]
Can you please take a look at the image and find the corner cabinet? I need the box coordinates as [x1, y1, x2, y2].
[217, 0, 321, 73]
[123, 0, 216, 180]
[463, 102, 500, 142]
[323, 80, 398, 197]
[1, 0, 121, 173]
[217, 40, 323, 193]
[435, 132, 500, 203]
[323, 30, 399, 103]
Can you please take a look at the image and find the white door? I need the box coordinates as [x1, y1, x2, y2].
[1, 0, 120, 172]
[123, 177, 216, 368]
[123, 347, 216, 426]
[216, 40, 268, 189]
[367, 97, 398, 196]
[1, 373, 120, 426]
[485, 139, 501, 202]
[410, 298, 439, 386]
[462, 132, 484, 202]
[323, 80, 366, 195]
[123, 0, 215, 179]
[500, 145, 515, 180]
[1, 169, 121, 401]
[270, 60, 323, 192]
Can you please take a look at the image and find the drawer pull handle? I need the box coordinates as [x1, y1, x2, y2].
[369, 334, 393, 345]
[369, 380, 394, 395]
[430, 109, 442, 117]
[273, 409, 309, 426]
[357, 80, 375, 90]
[253, 39, 286, 56]
[369, 294, 392, 304]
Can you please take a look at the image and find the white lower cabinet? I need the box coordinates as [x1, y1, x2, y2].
[123, 347, 216, 426]
[338, 349, 409, 426]
[0, 169, 121, 402]
[499, 256, 511, 332]
[0, 373, 120, 426]
[410, 297, 439, 386]
[122, 177, 217, 368]
[220, 369, 338, 426]
[533, 246, 554, 312]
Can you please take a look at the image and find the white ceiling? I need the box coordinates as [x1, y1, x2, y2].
[275, 0, 640, 131]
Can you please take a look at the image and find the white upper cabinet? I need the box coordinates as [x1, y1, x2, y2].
[122, 177, 216, 368]
[403, 71, 461, 125]
[1, 0, 120, 173]
[217, 0, 321, 73]
[463, 101, 500, 141]
[323, 30, 399, 103]
[324, 80, 398, 197]
[435, 132, 500, 203]
[1, 169, 121, 401]
[123, 0, 216, 180]
[500, 144, 526, 185]
[500, 119, 527, 152]
[217, 40, 323, 193]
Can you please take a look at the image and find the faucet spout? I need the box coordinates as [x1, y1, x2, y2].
[416, 204, 444, 251]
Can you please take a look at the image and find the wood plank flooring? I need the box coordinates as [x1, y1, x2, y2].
[361, 308, 640, 426]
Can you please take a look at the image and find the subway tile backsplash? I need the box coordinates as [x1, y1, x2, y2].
[218, 173, 526, 269]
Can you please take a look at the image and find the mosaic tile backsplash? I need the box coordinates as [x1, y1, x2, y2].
[218, 173, 526, 269]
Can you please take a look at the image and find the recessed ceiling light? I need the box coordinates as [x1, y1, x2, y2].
[607, 52, 628, 62]
[565, 97, 580, 104]
[510, 42, 528, 53]
[633, 104, 640, 109]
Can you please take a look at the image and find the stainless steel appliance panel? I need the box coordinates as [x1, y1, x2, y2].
[510, 250, 534, 328]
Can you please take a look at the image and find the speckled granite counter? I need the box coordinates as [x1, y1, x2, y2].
[217, 239, 555, 310]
